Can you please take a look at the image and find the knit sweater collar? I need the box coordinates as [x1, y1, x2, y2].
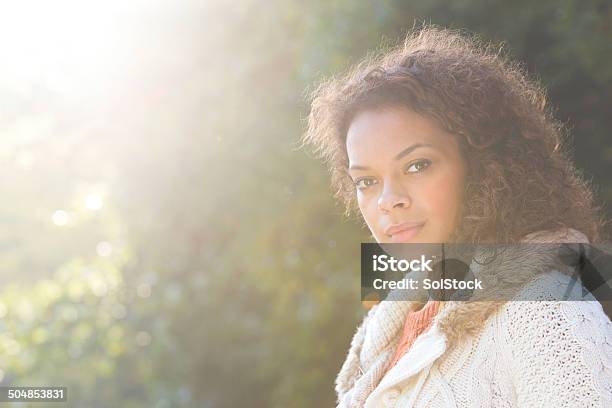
[335, 228, 590, 408]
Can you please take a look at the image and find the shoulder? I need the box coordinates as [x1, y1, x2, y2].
[500, 296, 611, 346]
[500, 302, 612, 407]
[499, 270, 611, 342]
[495, 276, 612, 406]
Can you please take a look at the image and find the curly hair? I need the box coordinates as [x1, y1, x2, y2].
[303, 26, 606, 244]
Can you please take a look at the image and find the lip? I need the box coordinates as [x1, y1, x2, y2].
[384, 221, 425, 243]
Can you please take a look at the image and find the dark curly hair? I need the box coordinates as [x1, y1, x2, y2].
[302, 26, 606, 244]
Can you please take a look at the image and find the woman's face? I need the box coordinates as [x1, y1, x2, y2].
[346, 107, 467, 244]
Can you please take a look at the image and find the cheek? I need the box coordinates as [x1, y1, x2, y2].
[419, 172, 464, 227]
[357, 194, 383, 236]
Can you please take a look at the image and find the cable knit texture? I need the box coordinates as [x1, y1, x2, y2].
[335, 228, 612, 407]
[386, 300, 441, 372]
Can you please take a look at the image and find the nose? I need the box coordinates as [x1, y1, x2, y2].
[377, 180, 411, 213]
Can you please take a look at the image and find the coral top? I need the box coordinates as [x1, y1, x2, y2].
[385, 300, 441, 372]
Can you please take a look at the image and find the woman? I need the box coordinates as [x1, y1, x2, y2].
[303, 27, 612, 407]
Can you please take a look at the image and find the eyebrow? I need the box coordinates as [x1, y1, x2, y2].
[349, 143, 433, 171]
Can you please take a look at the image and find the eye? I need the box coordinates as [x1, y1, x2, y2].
[354, 177, 378, 191]
[405, 159, 431, 173]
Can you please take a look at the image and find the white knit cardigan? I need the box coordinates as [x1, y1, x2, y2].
[335, 229, 612, 407]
